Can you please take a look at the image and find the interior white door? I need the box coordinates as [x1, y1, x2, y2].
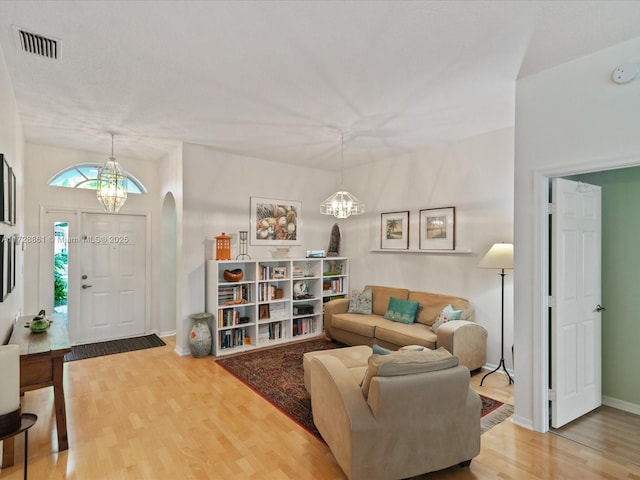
[78, 213, 146, 344]
[551, 178, 602, 428]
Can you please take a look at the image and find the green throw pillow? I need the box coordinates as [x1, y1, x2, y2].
[383, 296, 420, 324]
[431, 304, 464, 333]
[348, 288, 373, 314]
[372, 344, 392, 355]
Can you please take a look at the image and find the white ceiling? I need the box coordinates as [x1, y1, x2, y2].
[1, 1, 640, 171]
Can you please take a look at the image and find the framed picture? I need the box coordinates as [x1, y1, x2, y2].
[250, 197, 302, 245]
[272, 266, 287, 279]
[0, 155, 7, 224]
[6, 236, 12, 294]
[259, 304, 270, 320]
[380, 211, 410, 250]
[10, 235, 15, 292]
[0, 235, 7, 301]
[8, 167, 16, 226]
[419, 207, 456, 250]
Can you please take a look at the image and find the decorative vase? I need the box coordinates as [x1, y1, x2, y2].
[189, 313, 213, 358]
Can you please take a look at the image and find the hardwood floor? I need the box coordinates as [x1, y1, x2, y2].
[551, 405, 640, 467]
[1, 336, 639, 479]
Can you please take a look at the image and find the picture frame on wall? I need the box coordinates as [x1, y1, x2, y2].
[0, 155, 7, 224]
[250, 197, 302, 246]
[9, 167, 16, 226]
[380, 211, 410, 250]
[6, 236, 12, 294]
[419, 207, 456, 250]
[0, 235, 7, 301]
[10, 235, 15, 292]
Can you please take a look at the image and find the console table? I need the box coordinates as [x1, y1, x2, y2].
[2, 316, 70, 468]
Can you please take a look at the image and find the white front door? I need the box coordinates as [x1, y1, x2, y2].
[551, 178, 602, 428]
[78, 213, 147, 344]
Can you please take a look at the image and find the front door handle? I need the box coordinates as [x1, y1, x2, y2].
[594, 304, 606, 312]
[82, 284, 93, 289]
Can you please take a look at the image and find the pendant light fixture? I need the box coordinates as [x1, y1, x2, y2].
[320, 131, 365, 219]
[97, 133, 128, 213]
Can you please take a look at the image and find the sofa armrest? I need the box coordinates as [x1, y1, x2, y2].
[323, 298, 349, 339]
[437, 320, 487, 371]
[309, 355, 376, 478]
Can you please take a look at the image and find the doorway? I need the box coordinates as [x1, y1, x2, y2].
[40, 209, 149, 344]
[536, 165, 640, 432]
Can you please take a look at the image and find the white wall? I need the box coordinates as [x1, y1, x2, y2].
[0, 44, 24, 343]
[343, 128, 515, 368]
[514, 36, 640, 431]
[158, 145, 183, 341]
[179, 143, 339, 354]
[23, 143, 164, 336]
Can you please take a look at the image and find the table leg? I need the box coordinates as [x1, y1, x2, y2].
[23, 429, 28, 480]
[52, 357, 68, 451]
[2, 437, 15, 468]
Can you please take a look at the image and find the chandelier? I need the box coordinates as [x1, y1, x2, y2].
[320, 132, 365, 219]
[97, 133, 128, 213]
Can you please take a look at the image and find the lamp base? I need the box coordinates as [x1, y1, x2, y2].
[0, 407, 21, 436]
[480, 358, 513, 386]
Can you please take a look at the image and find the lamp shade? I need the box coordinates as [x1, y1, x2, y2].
[478, 243, 514, 269]
[320, 189, 365, 219]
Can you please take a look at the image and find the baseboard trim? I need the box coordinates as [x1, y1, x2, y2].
[602, 395, 640, 415]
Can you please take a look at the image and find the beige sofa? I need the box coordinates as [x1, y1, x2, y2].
[309, 347, 481, 480]
[323, 285, 487, 371]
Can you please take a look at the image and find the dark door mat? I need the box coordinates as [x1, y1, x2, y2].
[64, 334, 166, 362]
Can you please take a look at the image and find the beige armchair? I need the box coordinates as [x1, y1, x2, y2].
[309, 349, 481, 480]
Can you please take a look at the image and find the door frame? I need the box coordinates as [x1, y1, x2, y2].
[532, 155, 640, 432]
[39, 206, 152, 344]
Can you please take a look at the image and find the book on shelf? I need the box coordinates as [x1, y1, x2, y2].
[292, 317, 315, 337]
[218, 284, 250, 304]
[217, 309, 245, 327]
[219, 328, 247, 349]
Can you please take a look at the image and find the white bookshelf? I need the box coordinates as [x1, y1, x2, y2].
[205, 257, 349, 356]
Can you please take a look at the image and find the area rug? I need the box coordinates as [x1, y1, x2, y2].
[64, 334, 166, 362]
[216, 338, 512, 439]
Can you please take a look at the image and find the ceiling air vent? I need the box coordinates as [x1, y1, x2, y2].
[14, 27, 59, 59]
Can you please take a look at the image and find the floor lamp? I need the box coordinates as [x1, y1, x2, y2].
[478, 243, 514, 386]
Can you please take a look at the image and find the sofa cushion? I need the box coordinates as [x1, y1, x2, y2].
[361, 347, 458, 397]
[408, 291, 471, 326]
[374, 321, 437, 349]
[431, 304, 464, 333]
[365, 285, 410, 316]
[383, 296, 420, 324]
[348, 288, 373, 314]
[332, 313, 389, 338]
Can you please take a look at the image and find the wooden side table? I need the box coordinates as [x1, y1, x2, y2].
[0, 413, 37, 480]
[2, 316, 71, 468]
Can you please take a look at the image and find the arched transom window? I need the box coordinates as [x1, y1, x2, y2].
[48, 163, 146, 194]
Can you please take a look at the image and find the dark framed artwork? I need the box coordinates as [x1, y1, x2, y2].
[8, 167, 16, 225]
[419, 207, 456, 250]
[0, 155, 6, 224]
[8, 236, 15, 293]
[380, 211, 410, 250]
[0, 235, 6, 301]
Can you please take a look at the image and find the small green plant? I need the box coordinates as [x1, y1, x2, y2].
[54, 252, 68, 306]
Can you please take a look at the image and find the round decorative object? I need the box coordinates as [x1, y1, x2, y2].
[189, 313, 213, 358]
[223, 268, 243, 282]
[30, 309, 50, 334]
